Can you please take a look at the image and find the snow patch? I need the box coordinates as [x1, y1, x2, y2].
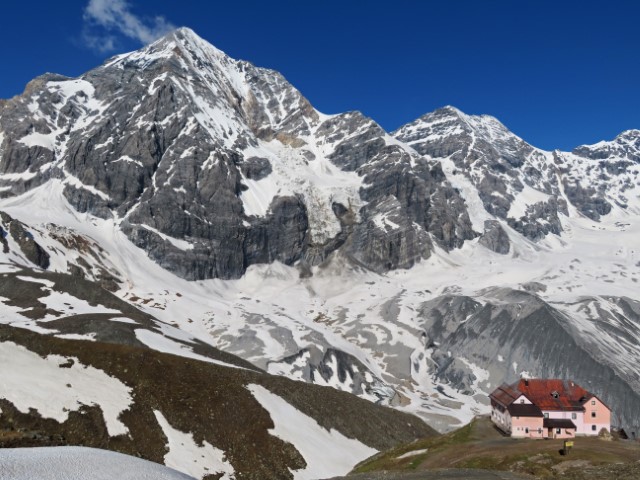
[63, 174, 111, 201]
[15, 276, 55, 288]
[0, 170, 39, 182]
[55, 333, 97, 341]
[17, 131, 56, 150]
[372, 212, 400, 232]
[396, 448, 428, 459]
[247, 384, 377, 480]
[136, 224, 194, 251]
[0, 446, 195, 480]
[135, 329, 243, 369]
[153, 410, 235, 480]
[109, 317, 138, 324]
[40, 291, 122, 320]
[240, 138, 363, 243]
[508, 184, 551, 219]
[439, 156, 492, 232]
[113, 155, 144, 168]
[0, 342, 132, 436]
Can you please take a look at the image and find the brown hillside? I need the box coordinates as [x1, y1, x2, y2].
[0, 323, 436, 479]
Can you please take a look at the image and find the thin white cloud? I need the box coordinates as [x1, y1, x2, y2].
[82, 0, 175, 52]
[82, 33, 118, 54]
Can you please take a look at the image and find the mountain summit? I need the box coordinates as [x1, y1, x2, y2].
[2, 28, 636, 280]
[0, 27, 478, 280]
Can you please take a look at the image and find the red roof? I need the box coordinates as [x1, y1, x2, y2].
[513, 379, 593, 411]
[488, 378, 605, 412]
[489, 383, 524, 408]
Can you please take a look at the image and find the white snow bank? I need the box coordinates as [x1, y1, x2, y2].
[507, 184, 550, 219]
[153, 411, 235, 480]
[16, 131, 55, 150]
[15, 276, 55, 287]
[136, 224, 194, 251]
[247, 384, 377, 480]
[41, 291, 122, 320]
[239, 139, 363, 244]
[396, 448, 428, 459]
[135, 329, 244, 369]
[440, 156, 492, 232]
[0, 342, 132, 436]
[0, 446, 195, 480]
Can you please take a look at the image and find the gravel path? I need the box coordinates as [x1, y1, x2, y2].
[327, 468, 533, 480]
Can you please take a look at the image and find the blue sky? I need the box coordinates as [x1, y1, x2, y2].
[1, 1, 638, 150]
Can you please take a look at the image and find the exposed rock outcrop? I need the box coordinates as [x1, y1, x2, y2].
[478, 220, 510, 254]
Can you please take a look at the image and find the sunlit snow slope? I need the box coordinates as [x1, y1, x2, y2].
[0, 447, 195, 480]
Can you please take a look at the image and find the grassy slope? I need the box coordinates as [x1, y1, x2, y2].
[353, 416, 640, 479]
[0, 323, 436, 479]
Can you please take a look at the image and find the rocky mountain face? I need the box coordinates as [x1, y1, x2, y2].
[1, 26, 640, 469]
[0, 28, 474, 280]
[417, 289, 640, 433]
[395, 106, 639, 244]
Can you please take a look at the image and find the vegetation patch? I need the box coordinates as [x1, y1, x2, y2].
[353, 416, 640, 478]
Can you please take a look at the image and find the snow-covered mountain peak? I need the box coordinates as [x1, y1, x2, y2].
[430, 105, 465, 119]
[1, 27, 479, 280]
[459, 112, 521, 144]
[572, 128, 640, 161]
[432, 105, 510, 133]
[394, 105, 531, 158]
[102, 26, 229, 71]
[617, 128, 640, 139]
[168, 27, 235, 70]
[395, 104, 639, 240]
[172, 26, 218, 48]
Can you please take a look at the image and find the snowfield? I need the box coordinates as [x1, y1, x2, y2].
[248, 384, 377, 479]
[0, 178, 639, 432]
[153, 411, 235, 480]
[0, 342, 132, 436]
[0, 447, 195, 480]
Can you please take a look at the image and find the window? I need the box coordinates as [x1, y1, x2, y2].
[544, 413, 549, 419]
[538, 428, 542, 434]
[572, 413, 577, 420]
[591, 411, 596, 418]
[556, 428, 561, 434]
[525, 427, 529, 434]
[592, 425, 597, 431]
[520, 399, 525, 404]
[591, 400, 596, 405]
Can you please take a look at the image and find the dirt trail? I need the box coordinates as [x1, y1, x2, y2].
[329, 469, 533, 480]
